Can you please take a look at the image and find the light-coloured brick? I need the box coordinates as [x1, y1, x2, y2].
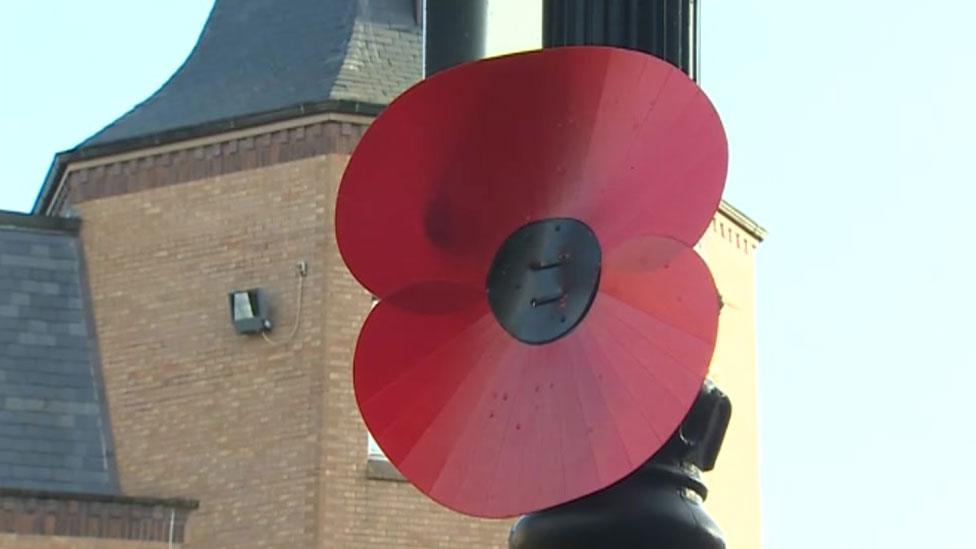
[74, 153, 510, 548]
[43, 113, 763, 549]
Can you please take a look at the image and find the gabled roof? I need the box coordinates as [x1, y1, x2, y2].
[35, 0, 421, 213]
[0, 211, 117, 494]
[32, 0, 769, 242]
[84, 0, 420, 147]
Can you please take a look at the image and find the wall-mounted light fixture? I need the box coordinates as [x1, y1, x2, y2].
[228, 288, 272, 334]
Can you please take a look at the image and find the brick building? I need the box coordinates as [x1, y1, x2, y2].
[1, 0, 764, 547]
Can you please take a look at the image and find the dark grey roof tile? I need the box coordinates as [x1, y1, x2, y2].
[0, 410, 75, 429]
[81, 0, 421, 148]
[18, 333, 57, 347]
[11, 465, 54, 481]
[3, 369, 96, 389]
[0, 450, 84, 469]
[0, 397, 101, 416]
[0, 356, 92, 374]
[20, 280, 63, 296]
[29, 244, 51, 257]
[43, 401, 100, 416]
[0, 436, 104, 458]
[19, 295, 64, 310]
[3, 398, 46, 412]
[0, 223, 116, 494]
[26, 320, 49, 332]
[55, 322, 88, 337]
[50, 468, 111, 485]
[21, 424, 103, 443]
[0, 383, 94, 401]
[0, 254, 78, 271]
[0, 424, 24, 438]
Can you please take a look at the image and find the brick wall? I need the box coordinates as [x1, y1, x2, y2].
[73, 147, 510, 548]
[77, 157, 328, 548]
[62, 112, 761, 548]
[0, 490, 193, 544]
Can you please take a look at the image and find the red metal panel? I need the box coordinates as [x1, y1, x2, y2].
[336, 46, 727, 518]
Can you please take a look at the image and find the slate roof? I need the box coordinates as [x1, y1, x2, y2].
[82, 0, 422, 148]
[16, 0, 422, 490]
[36, 0, 422, 214]
[0, 212, 117, 494]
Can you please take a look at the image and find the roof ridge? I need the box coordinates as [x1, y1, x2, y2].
[78, 2, 220, 148]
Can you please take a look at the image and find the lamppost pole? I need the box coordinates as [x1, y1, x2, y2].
[422, 0, 488, 77]
[420, 2, 729, 547]
[542, 0, 701, 80]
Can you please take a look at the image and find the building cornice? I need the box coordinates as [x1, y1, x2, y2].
[0, 209, 80, 233]
[718, 200, 767, 242]
[0, 487, 197, 542]
[33, 100, 384, 215]
[38, 106, 767, 246]
[43, 111, 375, 215]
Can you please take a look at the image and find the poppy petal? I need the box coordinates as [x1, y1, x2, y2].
[335, 46, 725, 298]
[577, 73, 728, 248]
[345, 47, 725, 520]
[354, 245, 718, 517]
[599, 234, 720, 345]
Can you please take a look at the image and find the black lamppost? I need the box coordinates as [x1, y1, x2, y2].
[422, 2, 730, 547]
[423, 0, 489, 77]
[513, 5, 730, 546]
[543, 0, 700, 80]
[425, 0, 700, 80]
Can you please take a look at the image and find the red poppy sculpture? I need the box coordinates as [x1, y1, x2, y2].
[335, 46, 728, 518]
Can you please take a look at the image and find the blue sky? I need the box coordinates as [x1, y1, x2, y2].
[2, 2, 974, 548]
[705, 2, 976, 548]
[0, 1, 213, 212]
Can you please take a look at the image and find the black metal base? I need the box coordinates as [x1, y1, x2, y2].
[509, 382, 731, 549]
[508, 461, 724, 549]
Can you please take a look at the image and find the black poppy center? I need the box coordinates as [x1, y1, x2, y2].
[486, 218, 601, 345]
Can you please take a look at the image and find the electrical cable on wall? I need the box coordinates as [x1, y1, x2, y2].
[261, 260, 307, 345]
[168, 508, 176, 549]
